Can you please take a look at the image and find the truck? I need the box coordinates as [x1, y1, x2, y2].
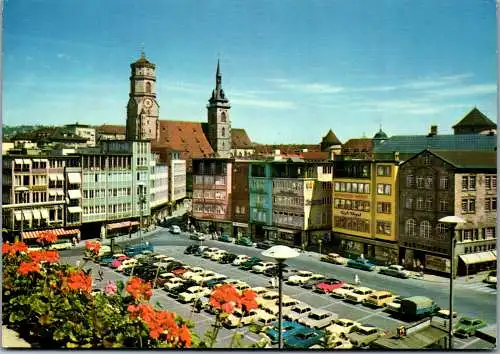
[399, 296, 438, 319]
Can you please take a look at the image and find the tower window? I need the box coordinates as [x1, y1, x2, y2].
[222, 127, 225, 137]
[221, 112, 227, 122]
[146, 82, 151, 93]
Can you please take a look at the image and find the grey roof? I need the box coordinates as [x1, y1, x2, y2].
[452, 108, 497, 128]
[373, 128, 388, 140]
[374, 134, 496, 154]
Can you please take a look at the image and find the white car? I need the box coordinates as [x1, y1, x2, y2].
[330, 283, 357, 298]
[257, 291, 280, 308]
[263, 298, 299, 316]
[299, 309, 338, 329]
[252, 286, 269, 296]
[210, 250, 228, 261]
[234, 281, 251, 292]
[178, 286, 211, 303]
[287, 271, 325, 285]
[202, 247, 220, 258]
[170, 225, 181, 234]
[251, 262, 276, 273]
[164, 278, 186, 291]
[325, 318, 360, 336]
[182, 267, 206, 280]
[224, 309, 258, 327]
[190, 270, 217, 282]
[344, 287, 374, 303]
[232, 255, 250, 266]
[116, 258, 138, 272]
[326, 338, 353, 349]
[484, 270, 497, 284]
[253, 309, 277, 327]
[49, 240, 73, 250]
[153, 254, 170, 260]
[284, 303, 312, 322]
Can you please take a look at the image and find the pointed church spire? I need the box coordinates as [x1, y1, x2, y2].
[209, 59, 229, 105]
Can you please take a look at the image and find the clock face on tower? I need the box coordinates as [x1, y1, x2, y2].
[144, 98, 153, 108]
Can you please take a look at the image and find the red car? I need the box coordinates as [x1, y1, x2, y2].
[313, 279, 345, 293]
[110, 256, 128, 269]
[171, 266, 188, 277]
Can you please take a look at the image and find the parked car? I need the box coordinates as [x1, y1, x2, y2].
[168, 280, 198, 298]
[256, 240, 274, 250]
[324, 337, 353, 349]
[264, 264, 292, 277]
[379, 264, 410, 279]
[284, 303, 313, 322]
[193, 246, 208, 256]
[298, 309, 337, 329]
[163, 277, 187, 291]
[116, 258, 139, 272]
[257, 291, 280, 308]
[251, 286, 269, 297]
[344, 287, 374, 303]
[346, 258, 376, 271]
[348, 324, 383, 348]
[325, 318, 360, 336]
[182, 267, 206, 280]
[399, 296, 439, 319]
[98, 253, 127, 266]
[320, 253, 348, 265]
[232, 254, 250, 266]
[153, 272, 177, 288]
[313, 279, 345, 294]
[236, 237, 253, 246]
[170, 225, 181, 234]
[436, 309, 459, 319]
[219, 253, 237, 264]
[218, 234, 234, 243]
[224, 308, 258, 328]
[190, 233, 206, 241]
[210, 250, 228, 261]
[263, 321, 307, 344]
[184, 245, 198, 254]
[252, 261, 276, 273]
[484, 270, 497, 285]
[330, 283, 357, 298]
[385, 296, 405, 314]
[49, 239, 73, 251]
[124, 242, 154, 257]
[364, 290, 396, 307]
[204, 278, 227, 289]
[253, 309, 277, 327]
[287, 271, 325, 285]
[301, 278, 327, 290]
[454, 317, 487, 338]
[178, 286, 211, 303]
[202, 247, 219, 258]
[284, 327, 325, 349]
[240, 257, 262, 270]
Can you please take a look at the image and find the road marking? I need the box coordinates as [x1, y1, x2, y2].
[459, 337, 481, 349]
[355, 312, 377, 322]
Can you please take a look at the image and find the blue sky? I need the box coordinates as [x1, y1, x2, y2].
[3, 0, 497, 144]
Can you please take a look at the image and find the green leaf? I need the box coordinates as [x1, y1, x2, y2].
[53, 328, 66, 341]
[66, 342, 79, 348]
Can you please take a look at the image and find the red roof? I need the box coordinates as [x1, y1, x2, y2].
[231, 128, 253, 149]
[341, 138, 373, 157]
[96, 124, 126, 135]
[302, 151, 329, 161]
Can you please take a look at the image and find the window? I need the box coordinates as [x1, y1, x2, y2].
[416, 176, 424, 189]
[463, 230, 472, 241]
[377, 165, 391, 176]
[439, 176, 449, 190]
[462, 176, 468, 191]
[437, 223, 448, 235]
[406, 175, 414, 188]
[377, 202, 391, 214]
[377, 184, 391, 195]
[439, 200, 449, 212]
[334, 182, 340, 192]
[221, 127, 225, 137]
[425, 199, 433, 211]
[425, 176, 433, 189]
[416, 198, 424, 210]
[461, 198, 476, 213]
[145, 82, 151, 93]
[376, 221, 392, 235]
[221, 112, 227, 122]
[351, 183, 358, 193]
[485, 227, 496, 239]
[406, 198, 414, 209]
[485, 176, 492, 189]
[485, 198, 497, 211]
[423, 154, 431, 165]
[405, 219, 416, 237]
[469, 176, 476, 190]
[420, 221, 431, 238]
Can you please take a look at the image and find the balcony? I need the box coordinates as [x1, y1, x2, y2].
[273, 204, 304, 213]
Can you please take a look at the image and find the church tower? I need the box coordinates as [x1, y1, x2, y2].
[126, 52, 160, 141]
[207, 60, 231, 158]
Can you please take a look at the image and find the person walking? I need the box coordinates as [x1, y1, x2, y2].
[354, 274, 360, 286]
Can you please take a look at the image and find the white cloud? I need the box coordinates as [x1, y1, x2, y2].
[428, 83, 497, 97]
[267, 78, 344, 94]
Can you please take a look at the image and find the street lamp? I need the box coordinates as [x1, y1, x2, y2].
[261, 245, 300, 349]
[439, 215, 465, 350]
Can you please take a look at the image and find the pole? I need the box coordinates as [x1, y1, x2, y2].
[139, 187, 144, 244]
[278, 260, 284, 349]
[448, 224, 455, 350]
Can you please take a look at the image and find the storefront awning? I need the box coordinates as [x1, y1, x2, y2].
[68, 190, 82, 199]
[14, 159, 23, 164]
[32, 210, 41, 219]
[67, 173, 81, 184]
[57, 174, 65, 181]
[22, 228, 80, 240]
[41, 209, 49, 219]
[278, 228, 300, 234]
[14, 211, 22, 221]
[67, 206, 82, 213]
[22, 210, 32, 220]
[459, 251, 497, 265]
[49, 175, 58, 181]
[107, 221, 140, 230]
[23, 159, 31, 164]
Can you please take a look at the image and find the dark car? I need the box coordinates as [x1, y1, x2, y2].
[236, 237, 253, 247]
[240, 256, 262, 270]
[124, 242, 155, 257]
[204, 278, 227, 289]
[256, 240, 274, 250]
[184, 245, 199, 255]
[218, 234, 233, 243]
[219, 253, 238, 264]
[264, 264, 291, 277]
[301, 278, 325, 289]
[194, 246, 208, 256]
[168, 280, 197, 299]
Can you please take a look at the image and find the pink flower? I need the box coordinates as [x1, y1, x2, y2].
[104, 280, 117, 295]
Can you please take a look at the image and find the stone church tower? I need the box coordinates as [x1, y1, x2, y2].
[126, 53, 160, 141]
[207, 60, 231, 158]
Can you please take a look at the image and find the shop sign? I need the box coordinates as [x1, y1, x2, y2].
[425, 254, 450, 273]
[262, 226, 277, 231]
[340, 210, 362, 217]
[232, 222, 248, 227]
[335, 193, 369, 200]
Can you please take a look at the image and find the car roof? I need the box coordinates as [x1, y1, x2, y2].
[354, 286, 373, 292]
[309, 309, 331, 316]
[371, 290, 393, 296]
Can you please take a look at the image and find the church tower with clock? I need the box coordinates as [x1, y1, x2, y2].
[126, 52, 159, 141]
[207, 60, 231, 158]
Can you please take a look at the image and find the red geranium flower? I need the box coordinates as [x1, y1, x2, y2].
[17, 261, 41, 276]
[126, 276, 153, 302]
[2, 243, 11, 255]
[209, 284, 257, 314]
[85, 240, 101, 255]
[63, 270, 92, 294]
[29, 250, 60, 264]
[37, 231, 57, 244]
[3, 241, 28, 256]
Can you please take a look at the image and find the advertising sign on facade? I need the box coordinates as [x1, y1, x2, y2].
[425, 254, 450, 273]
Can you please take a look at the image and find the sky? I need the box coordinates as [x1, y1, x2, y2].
[2, 0, 498, 144]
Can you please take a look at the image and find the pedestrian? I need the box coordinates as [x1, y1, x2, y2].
[269, 277, 276, 289]
[76, 233, 81, 243]
[354, 274, 360, 286]
[72, 237, 77, 247]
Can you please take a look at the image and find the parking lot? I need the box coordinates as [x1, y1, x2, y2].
[63, 240, 492, 349]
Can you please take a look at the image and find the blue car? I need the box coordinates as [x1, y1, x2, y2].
[347, 258, 376, 271]
[265, 321, 307, 344]
[124, 242, 154, 257]
[284, 327, 325, 349]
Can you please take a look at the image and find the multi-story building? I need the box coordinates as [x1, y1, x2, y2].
[332, 158, 400, 264]
[65, 123, 96, 147]
[248, 161, 274, 240]
[191, 158, 233, 234]
[96, 124, 126, 142]
[271, 161, 333, 248]
[231, 161, 250, 237]
[150, 155, 169, 223]
[2, 153, 82, 243]
[79, 140, 150, 238]
[399, 149, 496, 275]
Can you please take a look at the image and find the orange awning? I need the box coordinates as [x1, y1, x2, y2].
[107, 221, 140, 230]
[22, 228, 80, 240]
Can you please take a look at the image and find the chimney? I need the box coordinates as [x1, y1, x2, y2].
[429, 125, 438, 136]
[394, 151, 400, 161]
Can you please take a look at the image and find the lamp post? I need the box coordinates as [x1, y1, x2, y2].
[261, 245, 299, 349]
[439, 215, 465, 350]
